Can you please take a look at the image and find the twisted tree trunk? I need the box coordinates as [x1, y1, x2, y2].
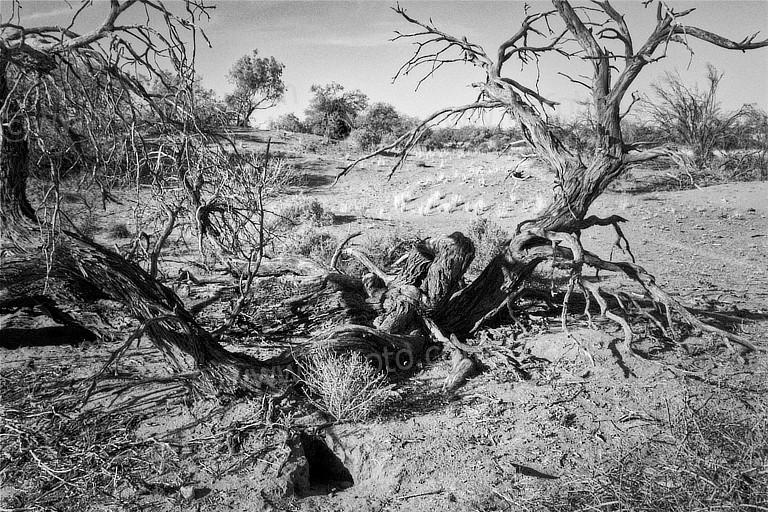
[0, 62, 36, 248]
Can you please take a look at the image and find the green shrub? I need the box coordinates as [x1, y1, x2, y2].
[350, 127, 381, 151]
[270, 113, 304, 133]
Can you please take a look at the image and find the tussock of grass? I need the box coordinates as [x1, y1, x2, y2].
[440, 193, 464, 213]
[466, 217, 509, 275]
[424, 190, 445, 211]
[299, 349, 393, 422]
[283, 226, 337, 264]
[108, 222, 132, 239]
[391, 189, 415, 212]
[276, 197, 334, 229]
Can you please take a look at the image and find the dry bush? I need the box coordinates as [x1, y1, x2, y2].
[336, 231, 423, 277]
[108, 222, 132, 239]
[282, 227, 337, 264]
[466, 217, 509, 275]
[274, 198, 334, 230]
[298, 348, 393, 422]
[269, 199, 337, 264]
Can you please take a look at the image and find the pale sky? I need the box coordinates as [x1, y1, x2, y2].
[10, 1, 768, 125]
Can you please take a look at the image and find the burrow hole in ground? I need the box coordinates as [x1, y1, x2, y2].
[299, 432, 354, 496]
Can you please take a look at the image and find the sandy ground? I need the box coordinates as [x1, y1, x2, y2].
[2, 130, 767, 511]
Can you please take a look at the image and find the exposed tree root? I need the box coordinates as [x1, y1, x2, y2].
[3, 205, 759, 401]
[527, 227, 761, 355]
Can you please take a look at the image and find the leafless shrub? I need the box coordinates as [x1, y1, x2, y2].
[298, 348, 393, 422]
[645, 65, 746, 173]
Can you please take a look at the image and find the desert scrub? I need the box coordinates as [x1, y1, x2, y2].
[466, 217, 509, 275]
[282, 226, 337, 264]
[108, 222, 132, 239]
[275, 197, 334, 230]
[299, 348, 393, 422]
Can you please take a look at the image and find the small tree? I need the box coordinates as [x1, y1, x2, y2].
[304, 83, 368, 140]
[225, 50, 285, 127]
[645, 65, 745, 171]
[360, 103, 403, 136]
[354, 102, 412, 149]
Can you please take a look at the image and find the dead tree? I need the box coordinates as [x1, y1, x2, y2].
[2, 1, 764, 396]
[334, 0, 766, 375]
[0, 2, 453, 393]
[0, 1, 294, 392]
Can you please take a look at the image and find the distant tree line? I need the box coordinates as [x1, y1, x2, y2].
[53, 44, 765, 166]
[272, 90, 528, 153]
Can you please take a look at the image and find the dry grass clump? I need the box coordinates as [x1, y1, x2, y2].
[299, 349, 393, 423]
[276, 197, 334, 229]
[417, 191, 444, 216]
[466, 217, 509, 275]
[464, 198, 489, 215]
[391, 189, 416, 212]
[108, 222, 132, 239]
[541, 391, 768, 511]
[440, 193, 464, 213]
[283, 226, 338, 264]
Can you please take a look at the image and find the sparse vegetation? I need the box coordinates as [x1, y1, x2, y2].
[283, 227, 337, 263]
[466, 217, 509, 274]
[108, 222, 132, 239]
[542, 391, 768, 511]
[421, 126, 524, 152]
[298, 348, 393, 422]
[276, 197, 335, 229]
[2, 1, 767, 511]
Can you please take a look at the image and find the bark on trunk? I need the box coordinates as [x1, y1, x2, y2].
[0, 62, 36, 246]
[528, 155, 624, 232]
